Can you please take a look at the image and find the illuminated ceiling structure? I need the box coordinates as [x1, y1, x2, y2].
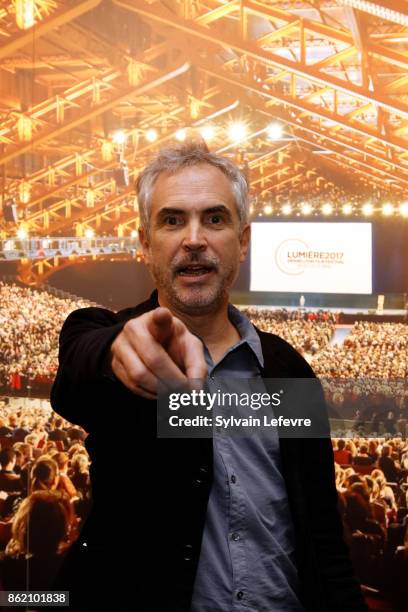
[0, 0, 407, 283]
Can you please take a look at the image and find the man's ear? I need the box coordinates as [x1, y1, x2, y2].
[239, 223, 251, 263]
[138, 226, 150, 264]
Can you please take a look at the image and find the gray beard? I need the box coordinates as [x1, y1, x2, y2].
[149, 264, 235, 316]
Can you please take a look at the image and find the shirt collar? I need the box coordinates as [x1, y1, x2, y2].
[149, 289, 264, 368]
[227, 302, 264, 368]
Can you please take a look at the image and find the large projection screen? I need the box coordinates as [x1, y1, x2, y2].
[250, 222, 372, 294]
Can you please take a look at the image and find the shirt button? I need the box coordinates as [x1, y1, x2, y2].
[231, 532, 240, 541]
[236, 591, 244, 600]
[183, 544, 193, 561]
[230, 474, 236, 484]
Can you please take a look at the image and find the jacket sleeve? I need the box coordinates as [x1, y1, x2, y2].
[50, 307, 127, 432]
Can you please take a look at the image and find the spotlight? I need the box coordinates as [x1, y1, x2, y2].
[145, 128, 158, 143]
[322, 203, 333, 215]
[399, 202, 408, 217]
[112, 130, 126, 145]
[362, 202, 373, 216]
[382, 203, 394, 216]
[263, 204, 273, 215]
[15, 0, 35, 30]
[17, 115, 33, 142]
[86, 189, 95, 208]
[228, 122, 247, 143]
[199, 126, 214, 141]
[131, 229, 138, 238]
[282, 204, 292, 215]
[84, 228, 95, 239]
[266, 123, 283, 141]
[16, 227, 28, 240]
[101, 141, 114, 161]
[19, 182, 31, 204]
[342, 203, 353, 215]
[175, 128, 187, 142]
[301, 203, 313, 215]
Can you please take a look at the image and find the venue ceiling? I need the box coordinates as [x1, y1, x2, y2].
[0, 0, 407, 282]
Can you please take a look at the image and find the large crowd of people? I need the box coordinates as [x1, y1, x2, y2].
[312, 321, 408, 379]
[333, 436, 408, 611]
[1, 280, 408, 608]
[0, 282, 93, 395]
[0, 397, 90, 594]
[239, 306, 337, 355]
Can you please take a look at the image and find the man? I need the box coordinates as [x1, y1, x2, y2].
[333, 439, 351, 466]
[12, 418, 30, 443]
[50, 141, 367, 611]
[0, 448, 22, 492]
[47, 417, 69, 449]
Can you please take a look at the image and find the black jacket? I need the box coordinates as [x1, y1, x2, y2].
[50, 289, 368, 611]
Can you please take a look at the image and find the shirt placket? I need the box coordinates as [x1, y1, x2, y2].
[209, 374, 253, 611]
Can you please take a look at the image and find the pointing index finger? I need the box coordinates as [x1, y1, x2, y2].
[147, 307, 174, 347]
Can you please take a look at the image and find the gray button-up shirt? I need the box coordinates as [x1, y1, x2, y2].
[190, 303, 304, 612]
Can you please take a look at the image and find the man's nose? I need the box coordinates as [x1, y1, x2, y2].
[181, 220, 207, 251]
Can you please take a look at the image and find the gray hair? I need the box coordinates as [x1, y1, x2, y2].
[135, 141, 249, 237]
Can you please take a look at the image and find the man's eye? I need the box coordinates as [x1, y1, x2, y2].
[207, 214, 223, 224]
[164, 215, 183, 226]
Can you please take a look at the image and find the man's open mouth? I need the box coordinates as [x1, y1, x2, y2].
[177, 265, 215, 276]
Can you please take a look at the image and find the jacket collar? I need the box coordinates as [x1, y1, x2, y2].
[148, 288, 159, 307]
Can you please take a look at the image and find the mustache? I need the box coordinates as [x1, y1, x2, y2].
[172, 254, 219, 273]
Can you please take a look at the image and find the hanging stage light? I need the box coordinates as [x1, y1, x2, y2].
[145, 128, 158, 143]
[15, 0, 35, 30]
[175, 128, 187, 142]
[101, 141, 114, 162]
[266, 123, 283, 141]
[86, 189, 95, 208]
[399, 202, 408, 217]
[112, 130, 127, 146]
[301, 203, 313, 215]
[382, 202, 394, 216]
[16, 115, 33, 142]
[362, 202, 374, 216]
[16, 226, 28, 240]
[19, 182, 31, 204]
[228, 122, 247, 143]
[199, 125, 214, 141]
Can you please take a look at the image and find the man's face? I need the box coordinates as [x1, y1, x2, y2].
[139, 163, 250, 315]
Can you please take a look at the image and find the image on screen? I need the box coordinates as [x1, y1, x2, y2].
[250, 222, 372, 294]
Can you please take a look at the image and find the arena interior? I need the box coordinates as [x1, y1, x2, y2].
[0, 0, 408, 610]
